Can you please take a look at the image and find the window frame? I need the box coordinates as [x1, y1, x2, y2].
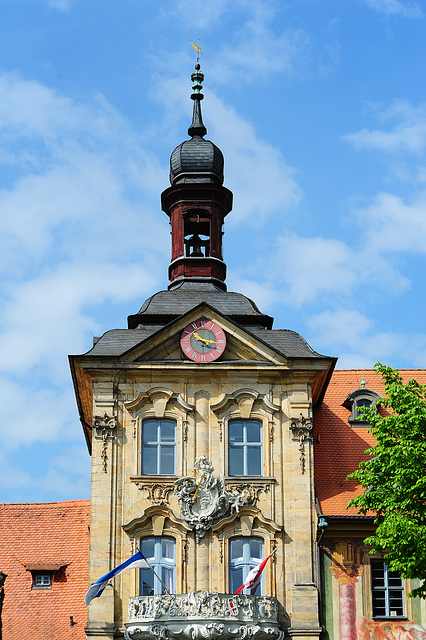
[229, 536, 265, 595]
[139, 536, 176, 595]
[227, 418, 263, 477]
[32, 573, 52, 589]
[141, 418, 177, 476]
[371, 559, 405, 619]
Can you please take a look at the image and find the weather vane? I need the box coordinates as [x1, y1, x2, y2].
[190, 38, 202, 63]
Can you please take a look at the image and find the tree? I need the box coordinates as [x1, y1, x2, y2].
[347, 363, 426, 598]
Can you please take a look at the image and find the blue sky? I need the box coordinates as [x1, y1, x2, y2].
[1, 0, 426, 502]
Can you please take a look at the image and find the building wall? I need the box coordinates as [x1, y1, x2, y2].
[82, 324, 330, 640]
[321, 545, 426, 640]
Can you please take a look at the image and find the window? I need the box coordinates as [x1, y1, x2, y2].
[356, 398, 372, 419]
[140, 536, 176, 595]
[229, 537, 264, 595]
[142, 419, 176, 475]
[228, 419, 262, 476]
[371, 560, 405, 618]
[32, 573, 52, 589]
[344, 388, 381, 426]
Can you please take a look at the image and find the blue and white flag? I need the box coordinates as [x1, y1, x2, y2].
[85, 551, 151, 606]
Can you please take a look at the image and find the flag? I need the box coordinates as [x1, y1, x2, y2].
[234, 550, 276, 595]
[190, 39, 202, 54]
[85, 551, 150, 606]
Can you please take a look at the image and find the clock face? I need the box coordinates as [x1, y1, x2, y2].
[180, 317, 226, 363]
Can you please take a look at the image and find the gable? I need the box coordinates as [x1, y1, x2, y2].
[125, 304, 287, 365]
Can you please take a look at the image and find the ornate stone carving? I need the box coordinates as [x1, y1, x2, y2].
[174, 456, 247, 543]
[225, 482, 271, 507]
[93, 413, 117, 473]
[134, 482, 175, 505]
[211, 390, 280, 421]
[125, 592, 284, 640]
[289, 414, 313, 474]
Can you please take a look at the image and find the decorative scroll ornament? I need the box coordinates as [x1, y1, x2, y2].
[125, 592, 284, 640]
[289, 414, 313, 475]
[174, 455, 247, 542]
[225, 482, 271, 507]
[93, 413, 117, 473]
[134, 482, 175, 506]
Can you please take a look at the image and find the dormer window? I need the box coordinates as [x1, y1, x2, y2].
[25, 562, 67, 590]
[33, 573, 52, 589]
[343, 387, 381, 426]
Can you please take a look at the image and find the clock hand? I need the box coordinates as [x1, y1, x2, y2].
[192, 472, 206, 503]
[193, 332, 216, 346]
[193, 331, 216, 346]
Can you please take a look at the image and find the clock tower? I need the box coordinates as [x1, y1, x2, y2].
[70, 64, 336, 640]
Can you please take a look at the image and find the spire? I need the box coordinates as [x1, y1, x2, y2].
[161, 63, 233, 291]
[188, 64, 207, 138]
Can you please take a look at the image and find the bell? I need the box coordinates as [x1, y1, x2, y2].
[190, 233, 204, 257]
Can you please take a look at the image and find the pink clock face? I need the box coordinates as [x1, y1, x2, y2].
[180, 317, 226, 363]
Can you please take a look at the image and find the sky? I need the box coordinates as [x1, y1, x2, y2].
[1, 0, 426, 502]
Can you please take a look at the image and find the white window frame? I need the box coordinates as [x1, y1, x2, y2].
[141, 418, 177, 475]
[229, 536, 264, 595]
[228, 419, 263, 477]
[140, 536, 176, 595]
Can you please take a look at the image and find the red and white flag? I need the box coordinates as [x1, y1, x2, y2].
[234, 549, 276, 595]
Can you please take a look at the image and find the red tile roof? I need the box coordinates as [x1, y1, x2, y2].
[314, 369, 426, 516]
[0, 500, 90, 640]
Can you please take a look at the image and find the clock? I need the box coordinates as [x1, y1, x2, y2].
[180, 317, 226, 362]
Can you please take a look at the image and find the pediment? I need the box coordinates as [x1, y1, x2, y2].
[119, 303, 287, 366]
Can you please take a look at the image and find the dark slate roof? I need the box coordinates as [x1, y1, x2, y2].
[83, 283, 327, 360]
[85, 325, 325, 360]
[249, 328, 326, 358]
[170, 136, 224, 185]
[87, 328, 162, 356]
[128, 282, 274, 329]
[138, 289, 261, 316]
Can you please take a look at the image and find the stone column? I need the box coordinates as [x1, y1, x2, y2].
[330, 543, 363, 640]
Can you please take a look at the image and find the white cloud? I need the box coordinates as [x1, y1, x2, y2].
[0, 444, 90, 501]
[207, 95, 301, 222]
[0, 377, 75, 448]
[362, 0, 423, 18]
[0, 71, 170, 466]
[235, 223, 410, 308]
[344, 101, 426, 153]
[357, 191, 426, 253]
[307, 309, 426, 368]
[159, 0, 309, 85]
[150, 74, 301, 224]
[0, 261, 159, 380]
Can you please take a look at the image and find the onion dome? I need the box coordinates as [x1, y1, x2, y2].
[169, 64, 224, 185]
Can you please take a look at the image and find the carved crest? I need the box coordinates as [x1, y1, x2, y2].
[174, 455, 247, 542]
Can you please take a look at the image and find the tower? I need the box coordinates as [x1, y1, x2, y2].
[70, 64, 336, 640]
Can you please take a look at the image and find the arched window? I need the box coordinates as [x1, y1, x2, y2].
[140, 536, 176, 595]
[228, 419, 262, 476]
[229, 536, 264, 595]
[142, 419, 176, 475]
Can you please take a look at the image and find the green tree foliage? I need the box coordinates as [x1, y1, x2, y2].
[347, 363, 426, 598]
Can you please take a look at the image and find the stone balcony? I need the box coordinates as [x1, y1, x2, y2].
[125, 591, 285, 640]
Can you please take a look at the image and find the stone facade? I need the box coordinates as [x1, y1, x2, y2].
[70, 303, 334, 640]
